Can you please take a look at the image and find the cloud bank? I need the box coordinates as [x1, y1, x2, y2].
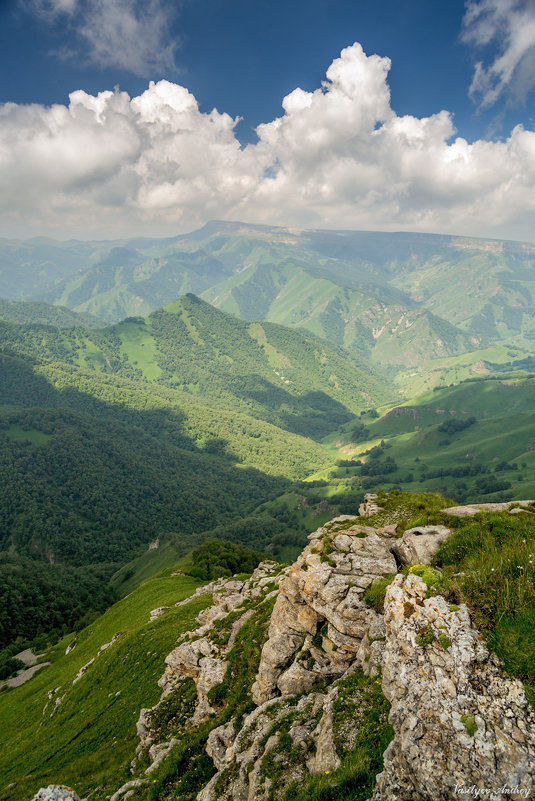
[463, 0, 535, 108]
[1, 43, 535, 240]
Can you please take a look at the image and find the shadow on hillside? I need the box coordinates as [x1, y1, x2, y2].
[231, 374, 354, 441]
[0, 352, 293, 566]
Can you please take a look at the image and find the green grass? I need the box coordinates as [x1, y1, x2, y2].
[364, 490, 452, 531]
[434, 510, 535, 691]
[5, 423, 51, 445]
[326, 377, 535, 504]
[364, 574, 396, 612]
[118, 320, 162, 380]
[0, 573, 210, 801]
[394, 344, 535, 397]
[110, 539, 187, 597]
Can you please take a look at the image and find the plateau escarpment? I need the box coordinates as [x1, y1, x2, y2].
[54, 494, 534, 801]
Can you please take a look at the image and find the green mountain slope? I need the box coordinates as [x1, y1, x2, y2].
[326, 376, 535, 504]
[0, 347, 336, 647]
[0, 298, 103, 328]
[0, 571, 211, 801]
[0, 294, 392, 439]
[0, 293, 389, 648]
[3, 224, 534, 374]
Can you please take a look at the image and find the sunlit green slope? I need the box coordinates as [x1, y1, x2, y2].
[0, 571, 210, 801]
[0, 294, 392, 440]
[326, 377, 535, 503]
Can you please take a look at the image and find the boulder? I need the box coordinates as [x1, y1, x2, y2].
[33, 788, 85, 801]
[391, 524, 452, 565]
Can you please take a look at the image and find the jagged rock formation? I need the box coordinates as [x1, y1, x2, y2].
[251, 516, 398, 705]
[106, 495, 535, 801]
[108, 563, 288, 800]
[375, 573, 535, 801]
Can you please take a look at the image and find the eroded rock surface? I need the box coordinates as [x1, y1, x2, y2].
[252, 516, 397, 705]
[392, 524, 452, 565]
[131, 563, 286, 774]
[373, 573, 535, 801]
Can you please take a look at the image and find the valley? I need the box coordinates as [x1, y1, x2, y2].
[1, 223, 535, 801]
[1, 224, 535, 653]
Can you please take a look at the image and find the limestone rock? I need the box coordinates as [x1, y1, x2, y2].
[145, 740, 178, 774]
[32, 788, 86, 801]
[134, 562, 286, 778]
[392, 524, 452, 565]
[307, 686, 340, 775]
[443, 500, 534, 517]
[277, 660, 318, 696]
[149, 606, 170, 621]
[109, 778, 148, 801]
[253, 519, 396, 705]
[372, 573, 535, 801]
[359, 493, 380, 517]
[206, 722, 236, 771]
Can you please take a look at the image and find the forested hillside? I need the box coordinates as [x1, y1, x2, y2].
[0, 294, 391, 439]
[0, 293, 391, 650]
[0, 298, 103, 328]
[0, 341, 341, 648]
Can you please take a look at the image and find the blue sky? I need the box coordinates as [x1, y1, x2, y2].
[0, 0, 534, 240]
[0, 0, 529, 141]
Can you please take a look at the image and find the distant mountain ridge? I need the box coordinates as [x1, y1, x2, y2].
[0, 297, 103, 328]
[2, 223, 534, 379]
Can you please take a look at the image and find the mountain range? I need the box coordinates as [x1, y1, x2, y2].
[2, 222, 535, 390]
[1, 222, 535, 657]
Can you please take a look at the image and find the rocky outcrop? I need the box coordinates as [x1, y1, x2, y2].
[374, 573, 535, 801]
[32, 787, 86, 801]
[130, 562, 286, 777]
[252, 516, 398, 705]
[106, 495, 535, 801]
[197, 666, 385, 801]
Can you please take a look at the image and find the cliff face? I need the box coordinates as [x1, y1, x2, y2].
[377, 573, 534, 800]
[38, 497, 535, 801]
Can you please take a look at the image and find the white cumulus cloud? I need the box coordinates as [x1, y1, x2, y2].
[1, 42, 535, 240]
[463, 0, 535, 108]
[24, 0, 177, 75]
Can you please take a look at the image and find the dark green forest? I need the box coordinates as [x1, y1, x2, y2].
[0, 351, 314, 648]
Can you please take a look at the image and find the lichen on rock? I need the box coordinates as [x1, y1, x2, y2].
[106, 496, 535, 801]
